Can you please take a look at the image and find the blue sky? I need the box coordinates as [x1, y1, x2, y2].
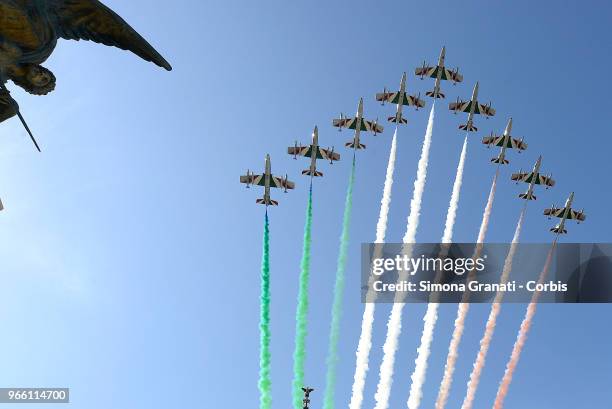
[0, 0, 610, 408]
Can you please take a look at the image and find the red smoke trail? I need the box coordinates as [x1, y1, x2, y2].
[461, 205, 526, 409]
[435, 168, 499, 409]
[492, 241, 557, 409]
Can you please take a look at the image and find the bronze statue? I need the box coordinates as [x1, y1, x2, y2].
[0, 0, 172, 149]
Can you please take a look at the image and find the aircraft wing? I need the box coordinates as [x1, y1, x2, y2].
[271, 175, 295, 190]
[333, 116, 382, 133]
[449, 100, 470, 113]
[439, 67, 462, 82]
[535, 174, 555, 187]
[512, 172, 555, 186]
[415, 65, 463, 82]
[476, 103, 496, 117]
[449, 70, 463, 83]
[510, 137, 527, 151]
[333, 117, 357, 130]
[482, 135, 502, 147]
[318, 147, 340, 162]
[287, 145, 311, 157]
[483, 135, 527, 150]
[510, 171, 528, 182]
[405, 94, 426, 108]
[544, 206, 564, 218]
[339, 118, 379, 132]
[376, 91, 424, 107]
[364, 119, 384, 134]
[543, 206, 583, 221]
[240, 173, 264, 186]
[415, 65, 437, 78]
[375, 92, 397, 104]
[568, 209, 587, 221]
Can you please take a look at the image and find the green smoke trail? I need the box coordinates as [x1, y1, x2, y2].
[324, 156, 356, 409]
[259, 211, 272, 409]
[292, 183, 314, 409]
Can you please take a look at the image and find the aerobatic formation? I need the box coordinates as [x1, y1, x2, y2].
[0, 3, 594, 409]
[238, 46, 588, 409]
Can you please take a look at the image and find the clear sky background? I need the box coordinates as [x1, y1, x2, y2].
[0, 0, 610, 408]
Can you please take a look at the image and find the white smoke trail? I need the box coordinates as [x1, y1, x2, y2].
[441, 136, 468, 244]
[406, 134, 468, 409]
[493, 241, 557, 409]
[402, 99, 436, 245]
[461, 206, 526, 409]
[373, 104, 435, 409]
[375, 131, 398, 244]
[435, 167, 499, 409]
[406, 302, 438, 409]
[349, 129, 397, 409]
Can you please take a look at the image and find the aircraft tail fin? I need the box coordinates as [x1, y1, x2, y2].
[388, 114, 408, 124]
[345, 141, 366, 150]
[426, 90, 445, 98]
[519, 191, 536, 200]
[550, 225, 567, 234]
[491, 156, 509, 165]
[256, 198, 278, 206]
[459, 122, 477, 132]
[302, 169, 323, 177]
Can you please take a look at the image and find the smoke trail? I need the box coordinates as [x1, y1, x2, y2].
[349, 129, 397, 409]
[406, 132, 467, 409]
[477, 168, 500, 245]
[374, 104, 435, 409]
[461, 206, 526, 409]
[406, 302, 438, 409]
[403, 104, 435, 245]
[493, 241, 557, 409]
[323, 156, 356, 409]
[292, 184, 314, 409]
[435, 167, 499, 409]
[441, 135, 468, 244]
[375, 129, 398, 245]
[259, 212, 272, 409]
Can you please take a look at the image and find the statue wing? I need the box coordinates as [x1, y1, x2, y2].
[46, 0, 172, 70]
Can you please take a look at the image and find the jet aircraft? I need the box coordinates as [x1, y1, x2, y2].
[481, 118, 527, 164]
[288, 126, 340, 177]
[511, 156, 555, 200]
[449, 82, 495, 132]
[544, 192, 586, 234]
[375, 72, 425, 124]
[332, 98, 383, 150]
[240, 154, 294, 206]
[415, 46, 463, 98]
